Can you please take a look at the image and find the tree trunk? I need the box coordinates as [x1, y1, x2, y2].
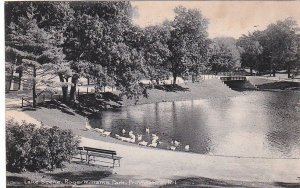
[156, 78, 160, 85]
[32, 66, 37, 108]
[287, 62, 291, 78]
[87, 77, 90, 85]
[272, 69, 276, 77]
[18, 69, 22, 90]
[173, 74, 177, 87]
[59, 74, 68, 102]
[69, 74, 79, 102]
[7, 67, 14, 91]
[250, 67, 253, 76]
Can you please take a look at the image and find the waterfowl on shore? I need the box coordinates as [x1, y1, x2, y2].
[152, 134, 159, 140]
[146, 127, 150, 134]
[138, 141, 148, 146]
[122, 129, 126, 134]
[121, 137, 131, 142]
[94, 128, 104, 133]
[84, 119, 92, 131]
[115, 134, 121, 139]
[130, 138, 135, 143]
[148, 142, 158, 147]
[185, 145, 190, 152]
[129, 132, 135, 139]
[137, 134, 143, 141]
[174, 140, 180, 147]
[102, 131, 111, 136]
[170, 146, 176, 151]
[152, 136, 159, 144]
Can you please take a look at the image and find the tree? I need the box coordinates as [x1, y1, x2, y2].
[237, 33, 263, 75]
[6, 6, 52, 107]
[168, 6, 210, 86]
[63, 2, 146, 101]
[264, 18, 300, 78]
[143, 24, 171, 84]
[208, 37, 240, 74]
[5, 2, 72, 103]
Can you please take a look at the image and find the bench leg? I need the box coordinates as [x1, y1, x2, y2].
[112, 159, 115, 168]
[80, 151, 83, 162]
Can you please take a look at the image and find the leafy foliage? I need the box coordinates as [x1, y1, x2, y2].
[238, 17, 300, 76]
[6, 120, 80, 172]
[208, 37, 241, 73]
[168, 6, 210, 84]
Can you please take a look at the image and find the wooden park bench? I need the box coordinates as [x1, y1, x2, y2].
[77, 146, 122, 168]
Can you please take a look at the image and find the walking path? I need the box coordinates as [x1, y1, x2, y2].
[5, 83, 300, 186]
[80, 137, 300, 184]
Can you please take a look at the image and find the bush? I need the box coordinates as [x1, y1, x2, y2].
[6, 120, 80, 172]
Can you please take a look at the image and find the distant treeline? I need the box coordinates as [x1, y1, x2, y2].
[5, 2, 300, 107]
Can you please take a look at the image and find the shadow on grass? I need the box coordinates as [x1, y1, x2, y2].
[48, 170, 112, 182]
[160, 177, 244, 188]
[7, 176, 30, 183]
[38, 100, 76, 116]
[273, 182, 300, 188]
[154, 84, 190, 92]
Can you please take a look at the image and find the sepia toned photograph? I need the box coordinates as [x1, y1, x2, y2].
[4, 1, 300, 187]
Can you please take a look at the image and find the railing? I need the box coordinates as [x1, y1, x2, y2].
[21, 97, 32, 108]
[220, 76, 246, 81]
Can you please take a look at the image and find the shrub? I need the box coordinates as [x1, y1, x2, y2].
[6, 120, 35, 172]
[6, 120, 80, 172]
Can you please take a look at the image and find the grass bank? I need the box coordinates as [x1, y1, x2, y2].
[7, 79, 300, 187]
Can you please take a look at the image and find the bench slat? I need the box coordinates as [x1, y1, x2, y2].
[78, 146, 122, 167]
[88, 152, 122, 159]
[84, 146, 117, 155]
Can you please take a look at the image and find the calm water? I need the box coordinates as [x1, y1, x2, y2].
[90, 91, 300, 158]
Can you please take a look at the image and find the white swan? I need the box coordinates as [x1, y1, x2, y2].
[102, 131, 111, 136]
[170, 146, 176, 151]
[94, 128, 104, 133]
[129, 138, 135, 143]
[137, 134, 143, 141]
[174, 140, 180, 147]
[146, 127, 150, 134]
[152, 137, 159, 144]
[121, 137, 131, 142]
[152, 134, 159, 140]
[185, 145, 190, 152]
[129, 132, 135, 139]
[85, 119, 92, 131]
[148, 142, 158, 147]
[138, 141, 148, 146]
[122, 129, 126, 134]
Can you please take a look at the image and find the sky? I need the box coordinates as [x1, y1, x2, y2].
[131, 1, 300, 39]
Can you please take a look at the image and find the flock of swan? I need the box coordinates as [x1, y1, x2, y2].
[84, 118, 190, 152]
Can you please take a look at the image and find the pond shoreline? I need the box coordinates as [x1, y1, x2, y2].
[6, 80, 300, 186]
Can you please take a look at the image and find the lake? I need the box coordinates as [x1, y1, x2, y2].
[89, 91, 300, 158]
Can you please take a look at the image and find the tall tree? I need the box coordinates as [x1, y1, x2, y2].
[237, 33, 263, 75]
[143, 24, 171, 84]
[264, 18, 300, 78]
[168, 6, 210, 86]
[63, 2, 146, 101]
[6, 5, 52, 107]
[5, 2, 72, 102]
[208, 37, 241, 74]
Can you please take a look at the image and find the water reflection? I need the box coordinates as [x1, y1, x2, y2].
[89, 91, 300, 158]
